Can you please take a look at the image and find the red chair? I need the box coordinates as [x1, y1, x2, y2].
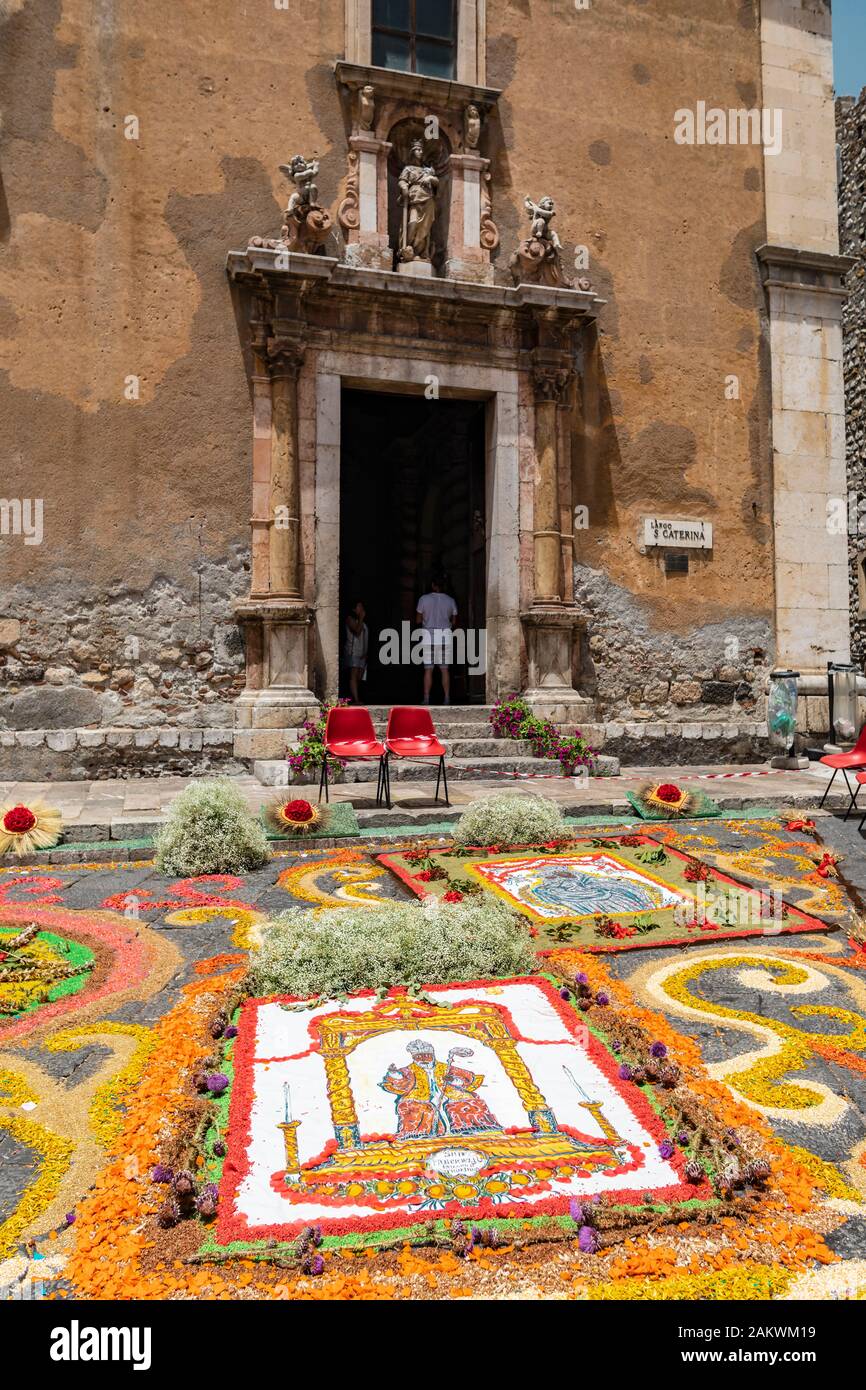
[819, 724, 866, 819]
[384, 706, 449, 806]
[318, 706, 387, 807]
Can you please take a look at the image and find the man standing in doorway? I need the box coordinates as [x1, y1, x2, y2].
[416, 575, 457, 705]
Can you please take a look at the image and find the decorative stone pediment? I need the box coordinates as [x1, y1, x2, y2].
[333, 60, 503, 282]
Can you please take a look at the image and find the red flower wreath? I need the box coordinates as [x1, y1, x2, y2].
[655, 784, 682, 804]
[264, 796, 321, 835]
[3, 805, 37, 833]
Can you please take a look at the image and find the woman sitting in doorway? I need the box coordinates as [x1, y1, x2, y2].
[343, 598, 369, 704]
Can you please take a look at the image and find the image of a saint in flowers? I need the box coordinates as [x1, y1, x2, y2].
[380, 1038, 501, 1139]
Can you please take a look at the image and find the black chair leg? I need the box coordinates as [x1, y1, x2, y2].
[384, 755, 392, 810]
[440, 756, 450, 808]
[842, 771, 859, 821]
[818, 766, 837, 809]
[375, 756, 383, 807]
[435, 757, 442, 804]
[323, 753, 329, 804]
[318, 753, 326, 805]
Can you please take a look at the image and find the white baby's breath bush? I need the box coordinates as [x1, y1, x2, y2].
[154, 778, 270, 876]
[452, 793, 567, 848]
[249, 897, 535, 998]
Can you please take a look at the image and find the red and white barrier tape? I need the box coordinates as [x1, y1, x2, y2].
[455, 765, 789, 782]
[693, 769, 785, 780]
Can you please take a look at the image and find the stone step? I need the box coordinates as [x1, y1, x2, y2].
[441, 738, 536, 757]
[254, 752, 620, 786]
[361, 704, 493, 724]
[334, 735, 536, 756]
[361, 706, 494, 717]
[368, 721, 499, 740]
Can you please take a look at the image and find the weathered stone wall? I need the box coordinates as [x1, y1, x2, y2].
[838, 90, 866, 667]
[0, 1, 783, 771]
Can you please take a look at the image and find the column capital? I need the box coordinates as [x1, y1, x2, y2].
[266, 335, 306, 379]
[531, 363, 573, 405]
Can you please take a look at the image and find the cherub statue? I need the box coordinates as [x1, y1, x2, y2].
[271, 154, 331, 255]
[280, 154, 320, 220]
[510, 192, 572, 288]
[524, 194, 560, 249]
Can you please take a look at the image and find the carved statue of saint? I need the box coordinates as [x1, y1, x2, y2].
[397, 139, 439, 262]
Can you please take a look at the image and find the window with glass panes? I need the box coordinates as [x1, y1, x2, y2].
[372, 0, 457, 80]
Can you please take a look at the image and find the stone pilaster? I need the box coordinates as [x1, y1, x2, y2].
[758, 0, 857, 732]
[758, 246, 853, 681]
[530, 360, 571, 605]
[267, 334, 304, 600]
[234, 321, 316, 753]
[444, 152, 496, 284]
[521, 356, 592, 720]
[339, 133, 393, 272]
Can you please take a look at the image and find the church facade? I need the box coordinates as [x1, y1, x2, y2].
[0, 0, 853, 776]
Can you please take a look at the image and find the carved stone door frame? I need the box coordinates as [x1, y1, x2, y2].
[313, 350, 522, 702]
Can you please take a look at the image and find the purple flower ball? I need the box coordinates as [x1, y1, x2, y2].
[205, 1073, 230, 1095]
[575, 972, 589, 986]
[151, 1164, 174, 1184]
[213, 1140, 227, 1158]
[578, 1225, 599, 1254]
[595, 991, 610, 1006]
[559, 987, 571, 1000]
[618, 1063, 632, 1081]
[658, 1140, 675, 1160]
[224, 1025, 238, 1039]
[649, 1041, 668, 1059]
[569, 1197, 584, 1225]
[64, 1211, 76, 1226]
[677, 1132, 689, 1147]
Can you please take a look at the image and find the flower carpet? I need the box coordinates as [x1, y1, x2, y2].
[2, 812, 866, 1301]
[378, 831, 832, 951]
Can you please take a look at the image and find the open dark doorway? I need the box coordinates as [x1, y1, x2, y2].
[339, 387, 487, 705]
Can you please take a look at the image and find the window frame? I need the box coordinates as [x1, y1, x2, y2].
[371, 0, 458, 78]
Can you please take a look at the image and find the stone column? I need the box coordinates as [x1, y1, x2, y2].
[267, 337, 305, 599]
[521, 357, 592, 722]
[531, 364, 570, 605]
[249, 309, 272, 599]
[234, 325, 317, 761]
